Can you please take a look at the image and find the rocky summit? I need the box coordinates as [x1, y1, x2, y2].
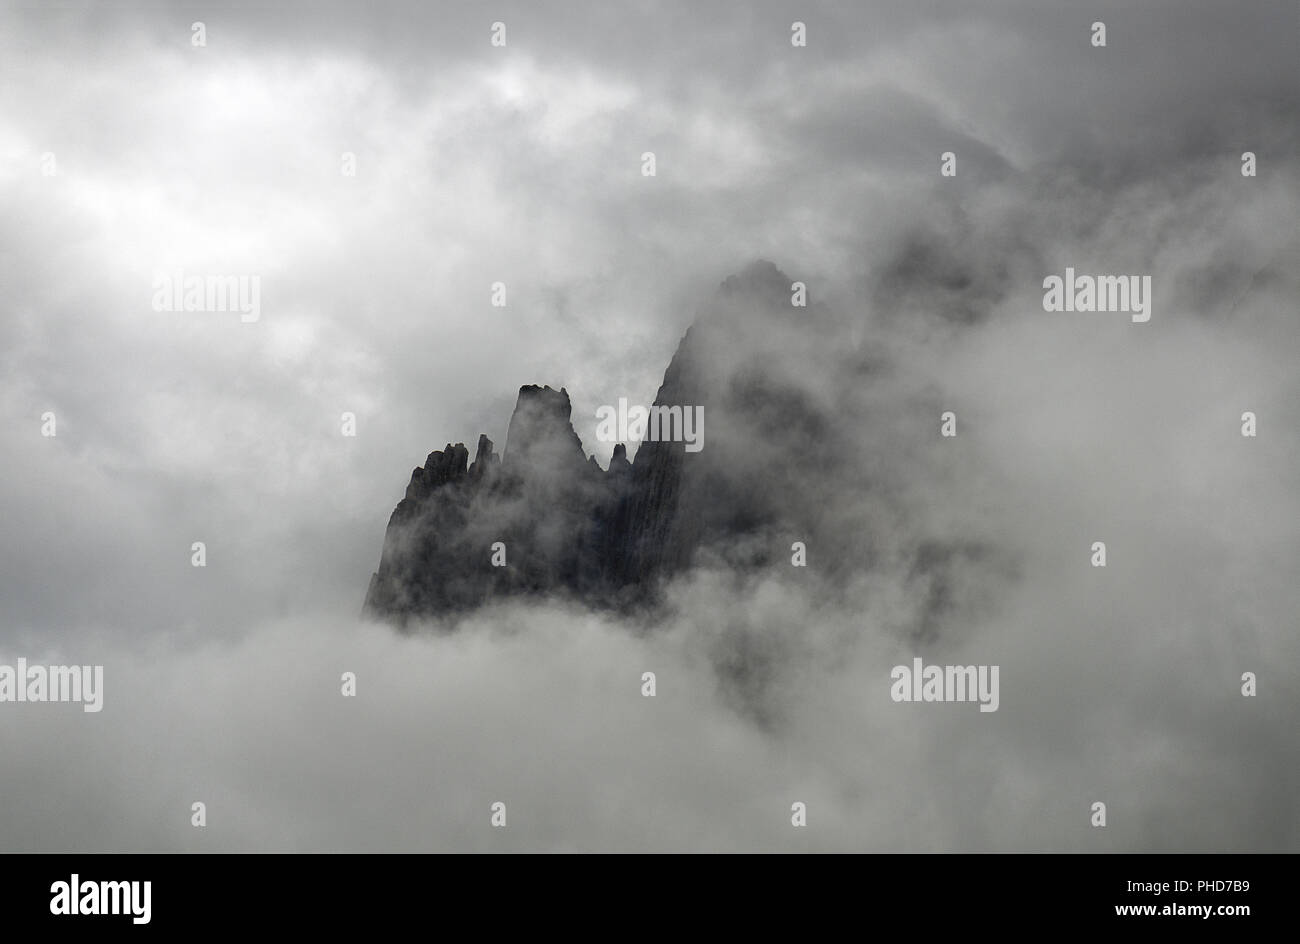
[364, 256, 969, 631]
[364, 260, 832, 623]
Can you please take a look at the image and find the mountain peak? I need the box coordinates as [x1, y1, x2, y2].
[363, 262, 812, 622]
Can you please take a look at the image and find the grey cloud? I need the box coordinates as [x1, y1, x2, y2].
[0, 0, 1295, 850]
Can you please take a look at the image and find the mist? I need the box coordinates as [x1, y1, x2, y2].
[1, 0, 1296, 851]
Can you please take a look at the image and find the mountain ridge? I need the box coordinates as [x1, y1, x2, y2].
[363, 260, 798, 622]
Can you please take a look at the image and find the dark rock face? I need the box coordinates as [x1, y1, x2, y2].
[364, 256, 1018, 733]
[363, 260, 822, 623]
[362, 372, 687, 621]
[364, 258, 950, 627]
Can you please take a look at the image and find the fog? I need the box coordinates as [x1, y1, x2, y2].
[0, 0, 1296, 851]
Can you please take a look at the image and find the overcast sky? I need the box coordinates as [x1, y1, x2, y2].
[0, 0, 1296, 851]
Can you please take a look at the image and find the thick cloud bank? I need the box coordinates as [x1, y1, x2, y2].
[0, 0, 1296, 850]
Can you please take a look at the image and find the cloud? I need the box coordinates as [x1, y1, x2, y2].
[0, 0, 1296, 850]
[1, 510, 1294, 853]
